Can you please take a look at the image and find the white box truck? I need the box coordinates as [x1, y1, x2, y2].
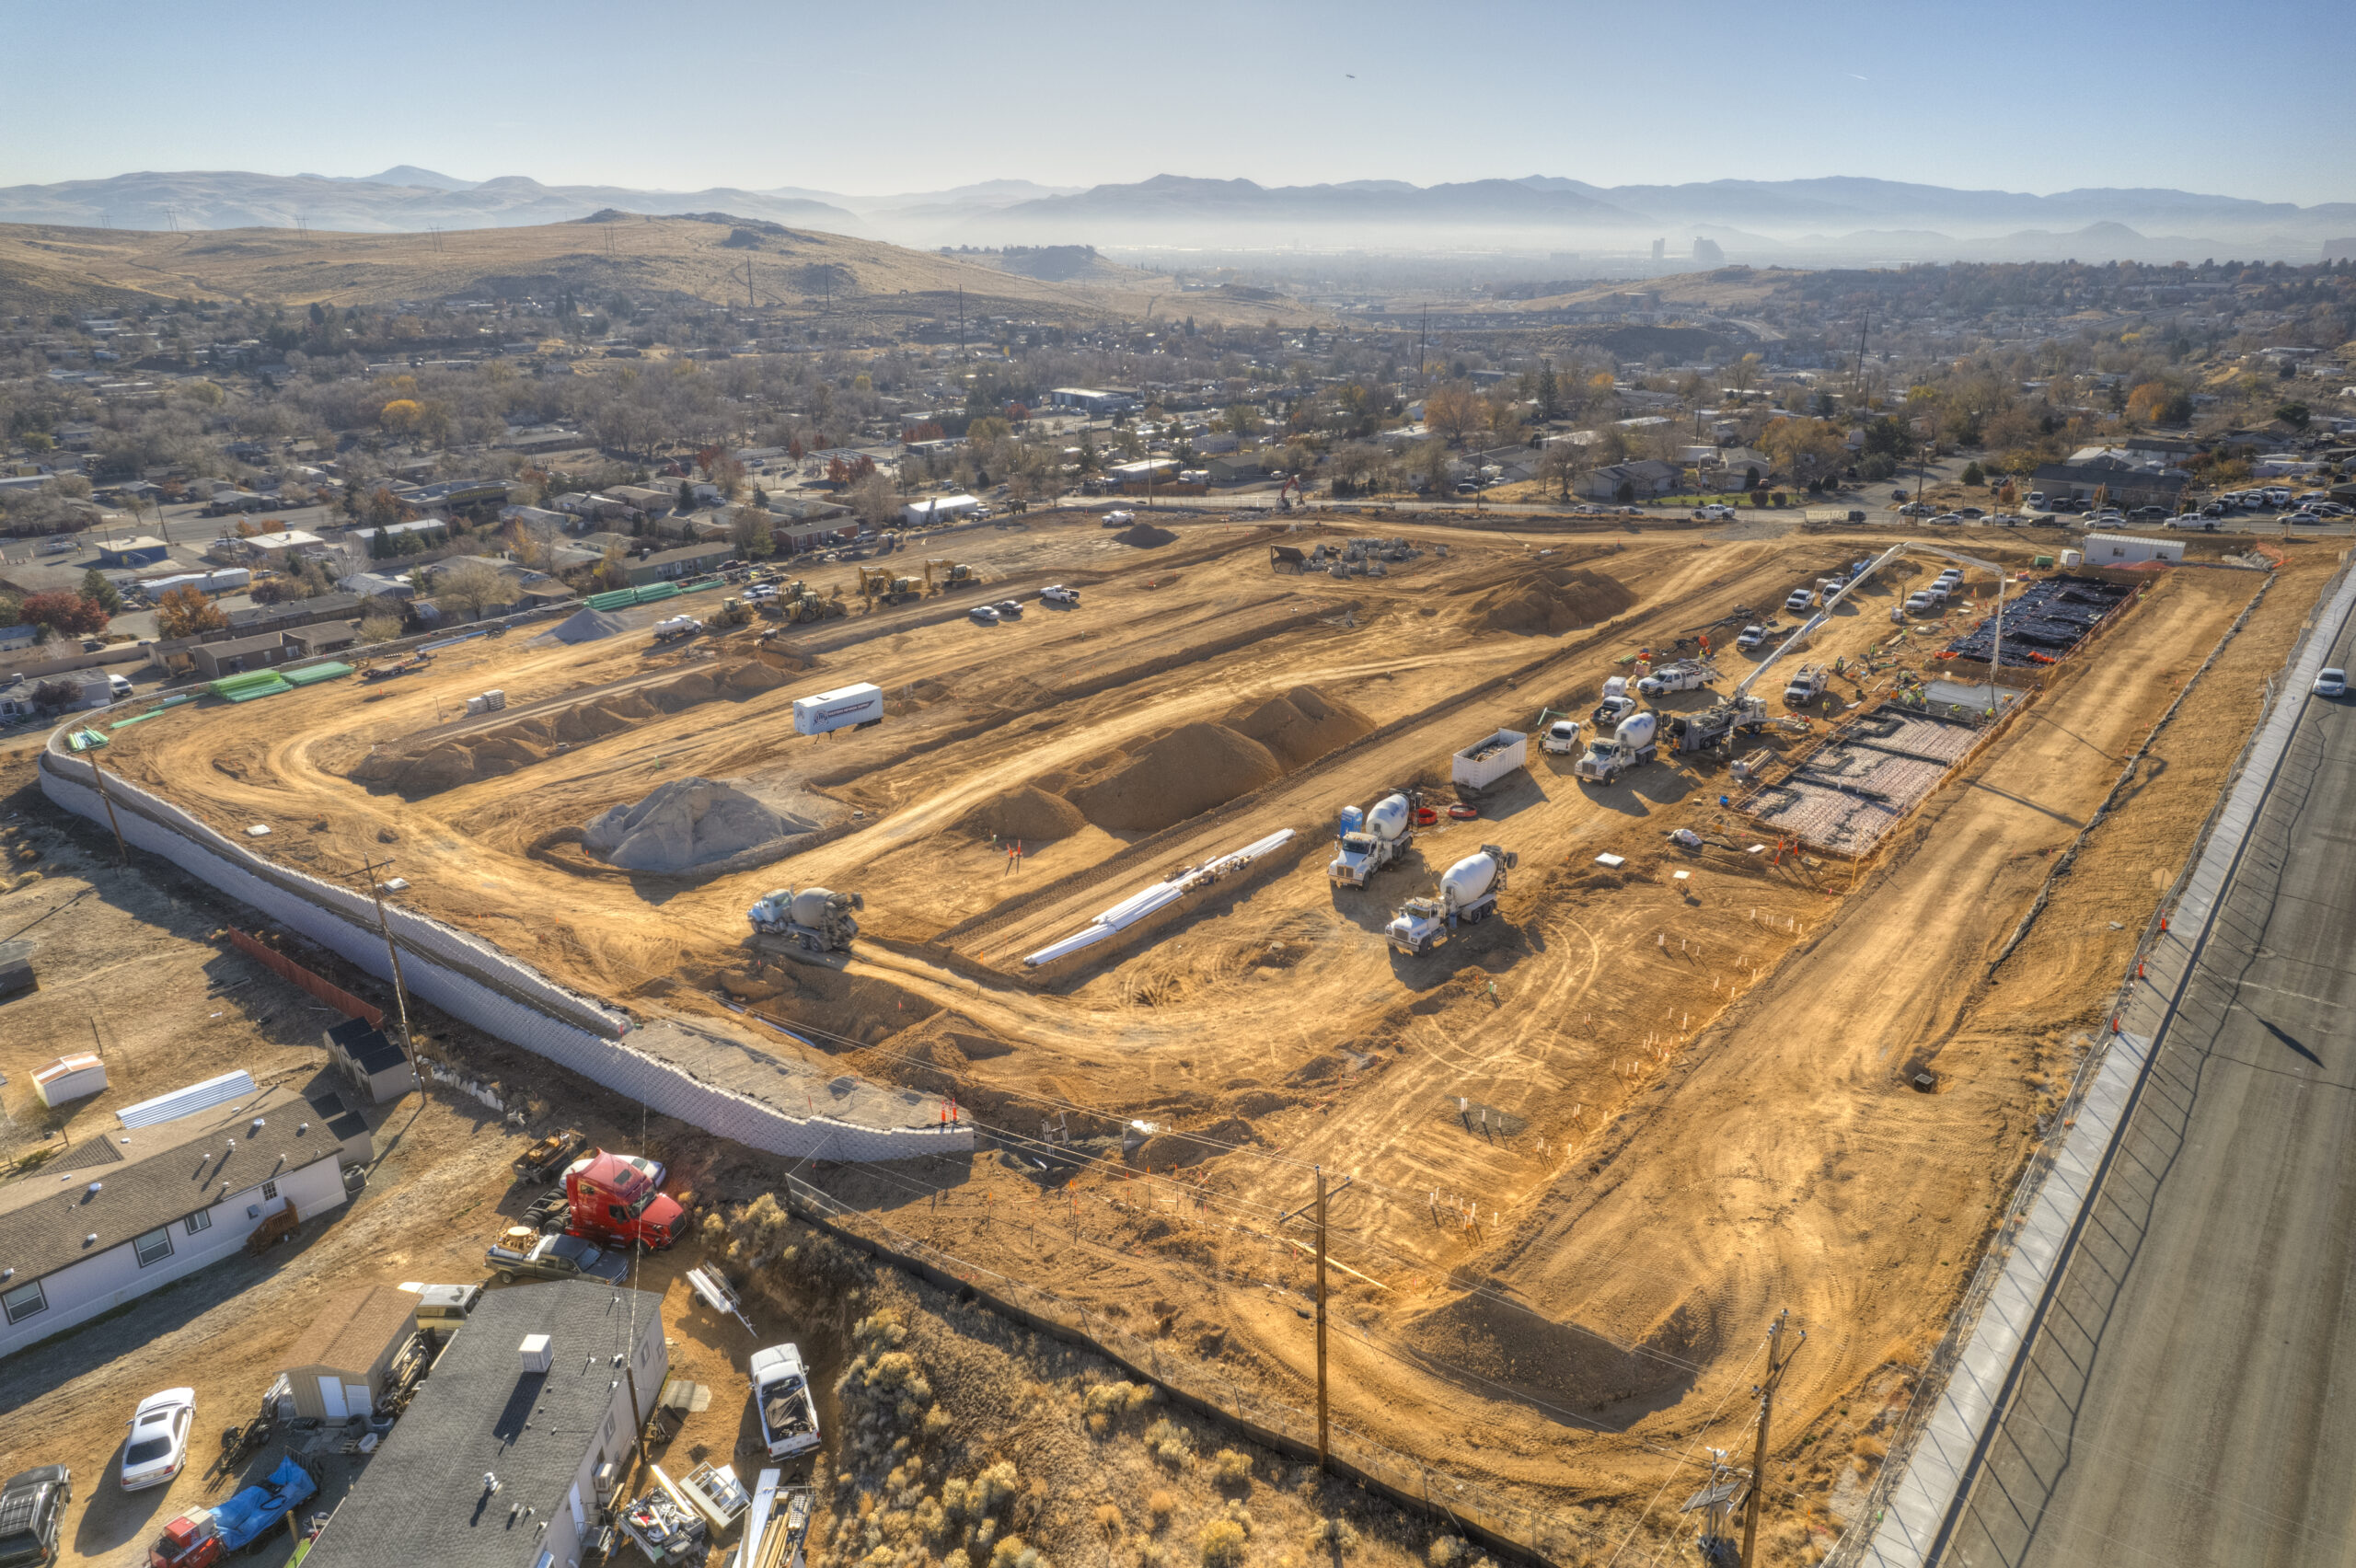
[792, 682, 884, 736]
[1451, 729, 1528, 790]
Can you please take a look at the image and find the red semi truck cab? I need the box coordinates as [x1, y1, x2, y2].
[563, 1150, 687, 1251]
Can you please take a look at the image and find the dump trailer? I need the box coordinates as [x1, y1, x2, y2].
[512, 1128, 586, 1182]
[1328, 790, 1416, 888]
[1451, 729, 1528, 791]
[1635, 659, 1715, 698]
[1384, 845, 1518, 956]
[1573, 711, 1659, 785]
[748, 886, 862, 953]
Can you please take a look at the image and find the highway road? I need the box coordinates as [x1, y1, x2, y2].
[1945, 612, 2356, 1564]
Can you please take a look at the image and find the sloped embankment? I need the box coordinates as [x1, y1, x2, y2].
[346, 660, 790, 797]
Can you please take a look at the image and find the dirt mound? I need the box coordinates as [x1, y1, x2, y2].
[1114, 522, 1178, 548]
[1468, 566, 1634, 636]
[1226, 684, 1377, 769]
[547, 605, 631, 643]
[961, 785, 1086, 842]
[1068, 722, 1283, 834]
[1404, 1292, 1703, 1416]
[581, 776, 815, 872]
[347, 661, 787, 796]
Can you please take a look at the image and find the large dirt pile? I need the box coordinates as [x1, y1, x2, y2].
[581, 776, 815, 872]
[1005, 683, 1372, 838]
[1226, 685, 1377, 769]
[1468, 566, 1634, 636]
[960, 785, 1086, 842]
[348, 661, 788, 796]
[1404, 1292, 1704, 1416]
[1114, 522, 1178, 548]
[1068, 722, 1283, 834]
[547, 606, 631, 643]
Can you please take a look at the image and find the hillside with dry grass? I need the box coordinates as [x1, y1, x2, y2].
[0, 213, 1324, 326]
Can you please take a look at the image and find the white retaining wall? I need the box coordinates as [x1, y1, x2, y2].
[40, 737, 972, 1164]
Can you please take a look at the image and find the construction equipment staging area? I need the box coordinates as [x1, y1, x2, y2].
[67, 507, 2340, 1558]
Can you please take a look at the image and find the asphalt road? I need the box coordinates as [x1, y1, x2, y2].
[1946, 613, 2356, 1565]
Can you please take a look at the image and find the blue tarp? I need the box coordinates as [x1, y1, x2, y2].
[214, 1456, 317, 1550]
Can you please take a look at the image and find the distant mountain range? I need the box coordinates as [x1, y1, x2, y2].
[0, 167, 2345, 264]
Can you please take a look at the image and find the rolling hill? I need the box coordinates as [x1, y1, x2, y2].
[0, 213, 1323, 326]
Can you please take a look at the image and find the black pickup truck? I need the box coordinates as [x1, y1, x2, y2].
[0, 1466, 69, 1568]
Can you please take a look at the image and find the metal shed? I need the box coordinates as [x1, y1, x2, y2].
[325, 1018, 414, 1104]
[31, 1053, 107, 1108]
[282, 1286, 418, 1422]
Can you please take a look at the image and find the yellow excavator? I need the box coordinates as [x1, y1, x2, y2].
[925, 558, 977, 594]
[858, 565, 922, 607]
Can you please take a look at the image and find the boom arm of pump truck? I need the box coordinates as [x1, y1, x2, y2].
[1731, 539, 2014, 699]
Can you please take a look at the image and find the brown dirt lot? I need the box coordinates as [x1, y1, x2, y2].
[54, 516, 2348, 1563]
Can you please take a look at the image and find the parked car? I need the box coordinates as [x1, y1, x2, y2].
[992, 599, 1023, 619]
[121, 1389, 194, 1491]
[0, 1466, 69, 1567]
[2026, 491, 2047, 508]
[967, 605, 999, 625]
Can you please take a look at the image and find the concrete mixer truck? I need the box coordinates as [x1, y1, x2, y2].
[1573, 710, 1659, 785]
[1385, 844, 1518, 956]
[1328, 790, 1417, 887]
[747, 886, 863, 955]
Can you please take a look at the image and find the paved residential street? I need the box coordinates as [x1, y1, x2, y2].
[1948, 609, 2356, 1566]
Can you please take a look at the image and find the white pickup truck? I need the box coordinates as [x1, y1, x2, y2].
[1783, 664, 1829, 707]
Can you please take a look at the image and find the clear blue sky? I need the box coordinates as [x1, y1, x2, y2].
[3, 0, 2348, 205]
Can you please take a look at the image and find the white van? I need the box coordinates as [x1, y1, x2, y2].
[108, 674, 133, 701]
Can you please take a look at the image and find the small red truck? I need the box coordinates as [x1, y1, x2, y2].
[561, 1149, 687, 1251]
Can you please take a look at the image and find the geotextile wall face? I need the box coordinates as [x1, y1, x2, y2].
[39, 736, 972, 1164]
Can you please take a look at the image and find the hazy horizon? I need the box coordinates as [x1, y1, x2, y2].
[5, 0, 2350, 208]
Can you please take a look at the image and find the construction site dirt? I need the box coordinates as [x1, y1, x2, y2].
[67, 511, 2345, 1562]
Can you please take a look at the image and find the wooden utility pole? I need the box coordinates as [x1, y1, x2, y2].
[1740, 1309, 1804, 1568]
[1315, 1164, 1330, 1471]
[353, 856, 421, 1084]
[84, 746, 128, 865]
